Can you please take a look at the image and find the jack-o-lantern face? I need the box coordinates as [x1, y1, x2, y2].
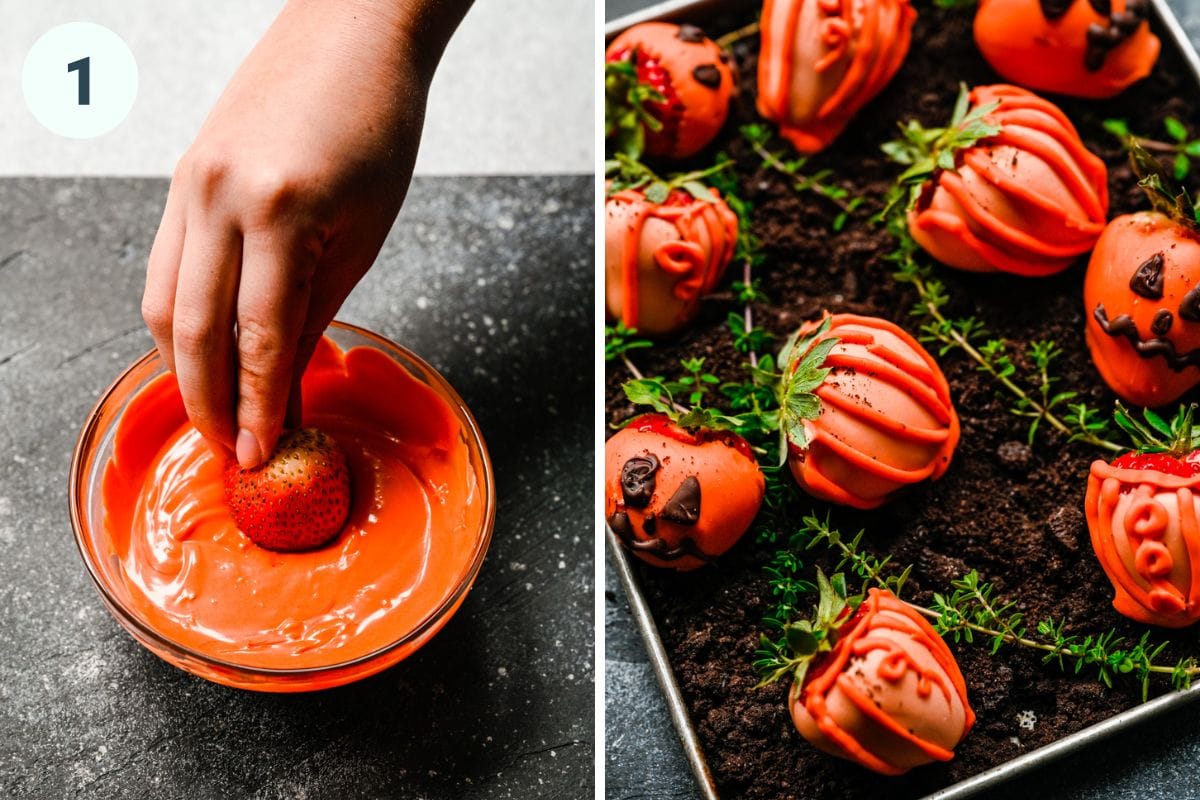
[1085, 453, 1200, 627]
[973, 0, 1160, 99]
[604, 414, 764, 570]
[605, 185, 738, 336]
[1083, 212, 1200, 406]
[606, 22, 735, 160]
[757, 0, 916, 154]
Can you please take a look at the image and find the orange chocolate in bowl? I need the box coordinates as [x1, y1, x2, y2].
[605, 182, 738, 336]
[605, 22, 734, 159]
[906, 84, 1108, 277]
[98, 335, 486, 675]
[757, 0, 916, 154]
[605, 414, 764, 570]
[790, 587, 975, 774]
[973, 0, 1159, 99]
[782, 314, 959, 509]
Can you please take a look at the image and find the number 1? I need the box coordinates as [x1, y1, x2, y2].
[67, 56, 90, 105]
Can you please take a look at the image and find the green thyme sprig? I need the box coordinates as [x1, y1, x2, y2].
[741, 124, 865, 231]
[604, 322, 653, 363]
[792, 515, 1200, 699]
[1104, 117, 1200, 182]
[883, 208, 1124, 453]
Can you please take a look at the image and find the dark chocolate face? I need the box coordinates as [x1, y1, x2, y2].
[1094, 304, 1200, 370]
[609, 470, 708, 562]
[1083, 0, 1150, 71]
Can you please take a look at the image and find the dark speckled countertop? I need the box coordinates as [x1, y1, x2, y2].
[0, 175, 592, 799]
[604, 1, 1200, 799]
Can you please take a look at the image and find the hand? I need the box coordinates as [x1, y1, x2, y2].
[142, 0, 469, 467]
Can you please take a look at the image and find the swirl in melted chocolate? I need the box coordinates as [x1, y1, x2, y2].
[620, 453, 659, 508]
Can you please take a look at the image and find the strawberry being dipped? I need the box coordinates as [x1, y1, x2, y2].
[605, 159, 738, 336]
[1084, 142, 1200, 407]
[224, 427, 352, 552]
[1085, 407, 1200, 627]
[606, 22, 734, 160]
[757, 0, 916, 154]
[780, 314, 959, 509]
[760, 574, 974, 775]
[887, 84, 1108, 277]
[973, 0, 1159, 99]
[605, 413, 764, 570]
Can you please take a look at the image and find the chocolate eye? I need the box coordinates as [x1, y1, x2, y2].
[1181, 283, 1200, 323]
[692, 64, 722, 89]
[1129, 252, 1164, 299]
[1152, 309, 1173, 336]
[621, 454, 660, 508]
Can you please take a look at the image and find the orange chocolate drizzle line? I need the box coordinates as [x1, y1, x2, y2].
[794, 589, 974, 775]
[1088, 462, 1200, 622]
[915, 87, 1107, 275]
[613, 188, 737, 331]
[759, 0, 914, 142]
[792, 321, 956, 507]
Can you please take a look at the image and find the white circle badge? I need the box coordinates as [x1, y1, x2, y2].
[22, 22, 138, 139]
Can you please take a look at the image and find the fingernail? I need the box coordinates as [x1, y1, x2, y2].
[236, 428, 262, 469]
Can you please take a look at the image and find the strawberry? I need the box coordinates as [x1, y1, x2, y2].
[223, 428, 352, 552]
[1110, 450, 1200, 477]
[604, 22, 733, 160]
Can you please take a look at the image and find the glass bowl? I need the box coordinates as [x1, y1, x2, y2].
[69, 321, 495, 692]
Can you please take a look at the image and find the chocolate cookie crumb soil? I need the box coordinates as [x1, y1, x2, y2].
[605, 4, 1200, 798]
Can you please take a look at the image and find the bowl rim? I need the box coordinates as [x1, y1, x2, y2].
[68, 319, 497, 678]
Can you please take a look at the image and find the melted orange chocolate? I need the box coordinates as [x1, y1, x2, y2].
[100, 337, 484, 671]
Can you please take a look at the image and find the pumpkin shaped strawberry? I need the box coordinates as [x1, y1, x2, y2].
[973, 0, 1159, 99]
[764, 573, 975, 774]
[606, 22, 734, 160]
[605, 165, 738, 336]
[605, 413, 764, 570]
[780, 314, 959, 509]
[1084, 143, 1200, 407]
[1084, 407, 1200, 627]
[757, 0, 916, 154]
[890, 84, 1108, 277]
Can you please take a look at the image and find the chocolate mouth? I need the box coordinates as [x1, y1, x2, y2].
[608, 511, 713, 563]
[1094, 304, 1200, 371]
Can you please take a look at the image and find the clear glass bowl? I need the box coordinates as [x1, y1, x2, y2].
[69, 321, 495, 692]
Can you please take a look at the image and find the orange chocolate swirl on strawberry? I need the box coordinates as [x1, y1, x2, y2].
[783, 581, 975, 775]
[781, 314, 959, 510]
[757, 0, 916, 154]
[973, 0, 1159, 99]
[1086, 433, 1200, 628]
[901, 84, 1109, 277]
[605, 180, 737, 336]
[604, 414, 763, 571]
[606, 22, 734, 160]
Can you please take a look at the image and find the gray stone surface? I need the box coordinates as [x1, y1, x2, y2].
[605, 0, 1200, 799]
[0, 175, 593, 798]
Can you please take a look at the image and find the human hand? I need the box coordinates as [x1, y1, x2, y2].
[142, 0, 469, 467]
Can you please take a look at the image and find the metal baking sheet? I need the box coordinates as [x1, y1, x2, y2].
[605, 1, 1200, 797]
